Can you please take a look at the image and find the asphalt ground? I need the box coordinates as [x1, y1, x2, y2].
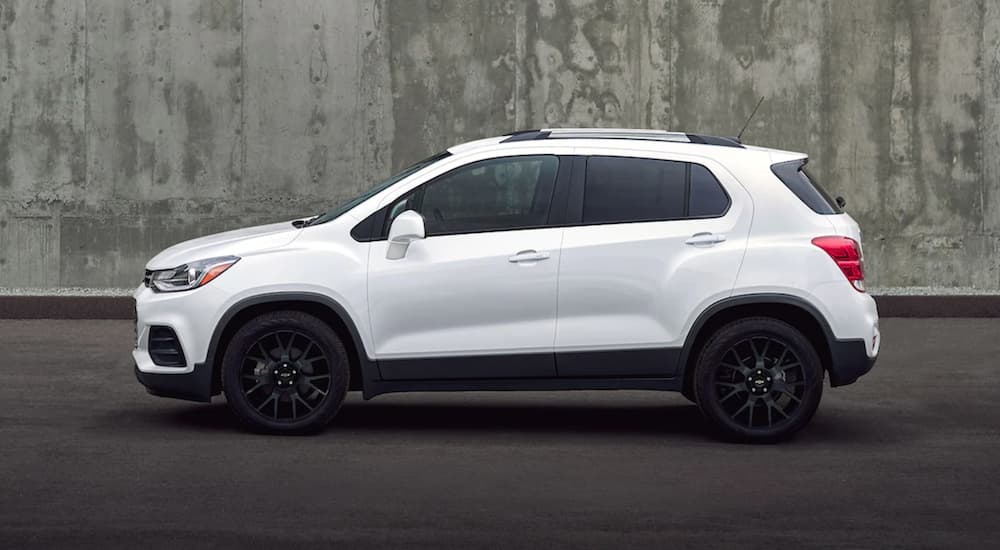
[1, 318, 998, 549]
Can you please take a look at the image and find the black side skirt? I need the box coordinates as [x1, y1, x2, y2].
[363, 376, 681, 400]
[376, 347, 682, 381]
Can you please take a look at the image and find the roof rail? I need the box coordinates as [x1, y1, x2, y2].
[500, 128, 744, 148]
[502, 129, 551, 142]
[686, 134, 743, 148]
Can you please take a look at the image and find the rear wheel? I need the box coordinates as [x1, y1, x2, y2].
[221, 311, 349, 434]
[693, 318, 823, 443]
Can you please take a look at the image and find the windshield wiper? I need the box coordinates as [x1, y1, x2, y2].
[292, 214, 323, 229]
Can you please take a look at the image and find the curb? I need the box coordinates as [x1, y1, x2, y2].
[2, 295, 1000, 320]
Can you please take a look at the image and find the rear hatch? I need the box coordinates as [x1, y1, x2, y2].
[772, 157, 867, 291]
[770, 157, 860, 238]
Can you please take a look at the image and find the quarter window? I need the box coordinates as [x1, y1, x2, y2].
[689, 163, 730, 217]
[387, 155, 559, 236]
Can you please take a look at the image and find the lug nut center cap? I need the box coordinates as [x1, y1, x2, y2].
[746, 369, 772, 394]
[273, 363, 298, 387]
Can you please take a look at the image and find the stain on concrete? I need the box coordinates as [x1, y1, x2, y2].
[0, 1, 16, 27]
[717, 0, 780, 68]
[388, 0, 516, 167]
[0, 110, 11, 189]
[112, 70, 145, 182]
[180, 82, 214, 185]
[523, 0, 640, 128]
[213, 45, 241, 69]
[193, 0, 238, 31]
[307, 144, 328, 184]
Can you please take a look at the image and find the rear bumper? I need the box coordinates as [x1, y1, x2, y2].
[134, 362, 214, 403]
[827, 339, 877, 387]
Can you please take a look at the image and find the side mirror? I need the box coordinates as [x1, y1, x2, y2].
[835, 196, 847, 209]
[386, 210, 425, 260]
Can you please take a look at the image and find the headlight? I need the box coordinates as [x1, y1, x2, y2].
[149, 256, 240, 292]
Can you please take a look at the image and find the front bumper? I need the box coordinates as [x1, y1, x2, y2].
[134, 362, 214, 402]
[133, 283, 230, 402]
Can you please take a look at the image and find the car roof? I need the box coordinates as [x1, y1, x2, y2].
[447, 129, 806, 163]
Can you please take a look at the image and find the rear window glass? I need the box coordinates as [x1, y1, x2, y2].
[770, 160, 842, 214]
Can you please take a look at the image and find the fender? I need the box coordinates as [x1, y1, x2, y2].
[677, 293, 839, 389]
[202, 292, 378, 395]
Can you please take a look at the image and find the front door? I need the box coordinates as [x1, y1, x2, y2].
[367, 154, 567, 380]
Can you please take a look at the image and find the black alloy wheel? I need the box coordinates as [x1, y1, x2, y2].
[240, 330, 332, 422]
[693, 317, 823, 443]
[222, 311, 349, 434]
[714, 336, 807, 429]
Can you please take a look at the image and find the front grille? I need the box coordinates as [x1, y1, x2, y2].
[148, 326, 187, 368]
[143, 270, 152, 288]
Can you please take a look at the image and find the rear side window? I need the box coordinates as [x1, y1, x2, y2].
[771, 159, 842, 214]
[582, 157, 730, 224]
[584, 157, 687, 223]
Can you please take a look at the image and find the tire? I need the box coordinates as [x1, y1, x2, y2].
[221, 310, 350, 434]
[693, 317, 823, 443]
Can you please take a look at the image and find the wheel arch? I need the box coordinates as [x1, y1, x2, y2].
[679, 294, 835, 398]
[204, 293, 376, 396]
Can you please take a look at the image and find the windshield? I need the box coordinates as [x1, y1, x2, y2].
[308, 151, 451, 226]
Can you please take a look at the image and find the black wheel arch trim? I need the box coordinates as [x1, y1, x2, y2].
[202, 292, 378, 397]
[677, 293, 875, 390]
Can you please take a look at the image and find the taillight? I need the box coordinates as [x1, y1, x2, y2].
[812, 236, 865, 292]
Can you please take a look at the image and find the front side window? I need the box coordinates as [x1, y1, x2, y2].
[387, 155, 559, 236]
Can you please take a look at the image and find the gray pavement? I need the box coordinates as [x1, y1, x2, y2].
[1, 318, 998, 549]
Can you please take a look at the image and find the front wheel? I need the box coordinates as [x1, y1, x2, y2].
[693, 318, 824, 443]
[221, 311, 349, 434]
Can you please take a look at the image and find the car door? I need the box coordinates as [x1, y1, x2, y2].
[367, 153, 571, 380]
[554, 150, 752, 377]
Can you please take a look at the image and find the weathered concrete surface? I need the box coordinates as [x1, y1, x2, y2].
[0, 0, 998, 289]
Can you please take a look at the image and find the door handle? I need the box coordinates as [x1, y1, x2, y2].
[508, 250, 551, 263]
[685, 232, 727, 246]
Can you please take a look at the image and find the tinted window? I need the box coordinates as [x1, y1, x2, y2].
[771, 159, 842, 214]
[388, 155, 559, 236]
[583, 157, 687, 223]
[689, 163, 730, 217]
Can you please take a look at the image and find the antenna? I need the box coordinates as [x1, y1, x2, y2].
[737, 96, 765, 143]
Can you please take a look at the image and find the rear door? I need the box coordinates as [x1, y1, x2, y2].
[554, 150, 752, 377]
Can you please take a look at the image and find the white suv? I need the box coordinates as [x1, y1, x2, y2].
[133, 129, 879, 442]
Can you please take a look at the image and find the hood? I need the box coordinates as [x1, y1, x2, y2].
[146, 220, 303, 270]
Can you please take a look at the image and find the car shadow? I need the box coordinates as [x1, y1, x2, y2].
[334, 400, 710, 437]
[116, 398, 708, 439]
[113, 395, 903, 445]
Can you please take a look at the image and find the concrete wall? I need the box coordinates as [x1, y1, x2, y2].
[0, 0, 997, 290]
